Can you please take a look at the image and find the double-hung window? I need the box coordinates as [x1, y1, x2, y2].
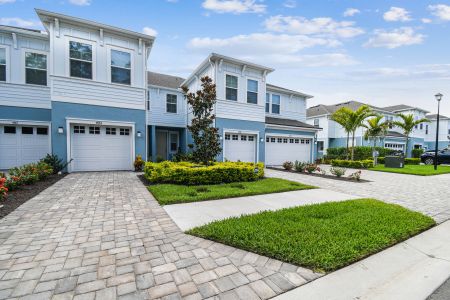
[166, 94, 177, 113]
[111, 50, 131, 85]
[247, 79, 258, 104]
[0, 48, 6, 82]
[272, 94, 280, 114]
[265, 93, 270, 113]
[314, 119, 319, 126]
[25, 52, 47, 85]
[69, 41, 92, 79]
[225, 74, 238, 101]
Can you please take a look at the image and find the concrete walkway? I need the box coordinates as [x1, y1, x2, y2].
[164, 189, 359, 231]
[274, 220, 450, 300]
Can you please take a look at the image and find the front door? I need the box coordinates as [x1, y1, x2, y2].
[156, 131, 168, 160]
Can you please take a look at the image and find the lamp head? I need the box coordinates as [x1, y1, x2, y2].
[435, 93, 443, 102]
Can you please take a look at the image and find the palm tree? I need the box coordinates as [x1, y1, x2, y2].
[392, 113, 430, 157]
[331, 107, 353, 159]
[363, 115, 390, 148]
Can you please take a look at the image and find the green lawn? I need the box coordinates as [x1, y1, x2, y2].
[148, 178, 316, 205]
[370, 164, 450, 176]
[188, 199, 435, 272]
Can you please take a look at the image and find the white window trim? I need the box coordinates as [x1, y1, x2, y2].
[106, 44, 134, 86]
[169, 131, 179, 154]
[271, 93, 281, 115]
[65, 36, 97, 81]
[265, 92, 270, 113]
[246, 77, 259, 105]
[21, 48, 49, 86]
[0, 45, 10, 83]
[166, 93, 178, 114]
[224, 73, 238, 101]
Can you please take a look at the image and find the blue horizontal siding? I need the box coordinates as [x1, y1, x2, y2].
[0, 105, 51, 122]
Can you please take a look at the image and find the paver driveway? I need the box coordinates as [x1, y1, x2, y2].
[0, 172, 320, 300]
[267, 167, 450, 223]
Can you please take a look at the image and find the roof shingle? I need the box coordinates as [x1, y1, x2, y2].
[147, 71, 185, 90]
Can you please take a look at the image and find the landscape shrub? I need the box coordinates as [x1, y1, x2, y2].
[405, 158, 421, 165]
[282, 161, 294, 171]
[134, 155, 145, 172]
[330, 167, 347, 178]
[144, 161, 264, 185]
[0, 178, 8, 201]
[412, 149, 424, 158]
[40, 154, 65, 174]
[331, 159, 373, 169]
[294, 161, 307, 172]
[349, 170, 362, 181]
[326, 146, 396, 161]
[305, 163, 319, 174]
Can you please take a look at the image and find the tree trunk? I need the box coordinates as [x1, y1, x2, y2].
[405, 135, 409, 158]
[351, 131, 355, 161]
[346, 132, 350, 160]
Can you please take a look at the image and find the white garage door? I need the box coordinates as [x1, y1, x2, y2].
[224, 133, 257, 162]
[70, 124, 133, 172]
[0, 124, 50, 170]
[265, 136, 311, 166]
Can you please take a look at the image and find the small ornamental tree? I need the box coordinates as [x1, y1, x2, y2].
[182, 76, 221, 165]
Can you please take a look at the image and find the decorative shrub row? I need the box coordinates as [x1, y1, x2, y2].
[331, 159, 374, 169]
[325, 146, 396, 161]
[376, 157, 421, 165]
[0, 162, 53, 201]
[144, 161, 264, 185]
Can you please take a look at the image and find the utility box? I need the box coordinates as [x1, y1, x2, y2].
[385, 156, 404, 168]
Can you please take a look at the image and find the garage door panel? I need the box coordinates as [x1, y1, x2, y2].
[223, 134, 257, 163]
[266, 136, 311, 166]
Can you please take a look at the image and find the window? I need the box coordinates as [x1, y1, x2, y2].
[166, 94, 177, 113]
[0, 48, 5, 81]
[232, 134, 238, 140]
[120, 128, 130, 136]
[318, 141, 324, 151]
[74, 126, 85, 134]
[270, 137, 275, 143]
[294, 139, 299, 144]
[448, 129, 450, 135]
[301, 139, 305, 144]
[247, 79, 258, 104]
[4, 126, 16, 134]
[248, 136, 254, 142]
[147, 91, 151, 111]
[241, 135, 247, 141]
[306, 139, 310, 144]
[265, 93, 270, 113]
[111, 49, 131, 85]
[420, 123, 423, 130]
[277, 138, 282, 143]
[272, 94, 280, 114]
[225, 75, 238, 101]
[426, 125, 429, 134]
[36, 127, 48, 135]
[266, 137, 269, 142]
[283, 138, 288, 143]
[314, 119, 319, 126]
[22, 127, 33, 134]
[225, 134, 230, 140]
[69, 41, 92, 79]
[289, 139, 294, 143]
[25, 52, 47, 85]
[170, 133, 178, 152]
[89, 126, 100, 134]
[106, 127, 116, 135]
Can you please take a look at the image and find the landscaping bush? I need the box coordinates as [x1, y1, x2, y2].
[144, 161, 264, 185]
[294, 161, 307, 172]
[330, 167, 346, 178]
[405, 158, 420, 165]
[377, 157, 385, 164]
[305, 163, 319, 174]
[0, 178, 8, 201]
[134, 155, 145, 172]
[282, 161, 294, 171]
[412, 148, 424, 158]
[40, 154, 65, 174]
[331, 159, 373, 169]
[326, 146, 396, 161]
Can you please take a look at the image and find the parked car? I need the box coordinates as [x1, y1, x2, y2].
[421, 148, 450, 165]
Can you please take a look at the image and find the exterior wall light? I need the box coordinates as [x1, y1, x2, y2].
[137, 131, 142, 138]
[58, 127, 64, 134]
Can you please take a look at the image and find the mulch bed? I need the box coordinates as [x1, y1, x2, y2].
[0, 174, 66, 219]
[267, 167, 371, 183]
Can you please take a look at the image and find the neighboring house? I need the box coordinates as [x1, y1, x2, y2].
[182, 53, 319, 166]
[425, 114, 450, 151]
[0, 11, 319, 171]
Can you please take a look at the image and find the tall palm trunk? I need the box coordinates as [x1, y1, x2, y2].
[351, 131, 356, 161]
[346, 132, 350, 160]
[405, 135, 409, 158]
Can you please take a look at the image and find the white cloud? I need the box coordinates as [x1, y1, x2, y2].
[348, 64, 450, 80]
[428, 4, 450, 21]
[283, 0, 296, 9]
[143, 27, 158, 37]
[0, 17, 40, 28]
[166, 0, 178, 2]
[364, 27, 424, 49]
[383, 7, 412, 22]
[421, 18, 432, 24]
[0, 0, 15, 4]
[202, 0, 266, 14]
[264, 15, 364, 38]
[343, 8, 360, 17]
[69, 0, 91, 6]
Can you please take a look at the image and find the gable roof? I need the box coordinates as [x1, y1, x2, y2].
[148, 72, 185, 90]
[0, 25, 48, 39]
[266, 83, 313, 99]
[386, 131, 407, 138]
[307, 101, 389, 118]
[265, 117, 320, 130]
[383, 104, 430, 113]
[427, 114, 449, 120]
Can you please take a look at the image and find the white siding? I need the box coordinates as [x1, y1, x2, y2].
[267, 91, 306, 121]
[0, 82, 50, 109]
[147, 87, 186, 127]
[216, 100, 265, 122]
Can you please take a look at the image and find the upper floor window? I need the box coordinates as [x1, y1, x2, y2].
[111, 50, 131, 85]
[0, 48, 6, 82]
[25, 52, 47, 86]
[265, 93, 270, 113]
[314, 119, 319, 126]
[420, 123, 423, 130]
[272, 94, 280, 114]
[225, 74, 238, 101]
[166, 94, 177, 113]
[425, 125, 429, 134]
[247, 79, 258, 104]
[69, 41, 92, 79]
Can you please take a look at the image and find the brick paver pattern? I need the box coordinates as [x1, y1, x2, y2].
[0, 172, 321, 300]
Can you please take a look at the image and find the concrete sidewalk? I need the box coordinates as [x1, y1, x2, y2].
[274, 220, 450, 300]
[163, 189, 358, 231]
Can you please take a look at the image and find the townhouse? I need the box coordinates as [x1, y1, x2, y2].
[307, 102, 449, 158]
[0, 10, 319, 172]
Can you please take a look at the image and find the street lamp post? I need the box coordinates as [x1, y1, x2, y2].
[434, 93, 443, 170]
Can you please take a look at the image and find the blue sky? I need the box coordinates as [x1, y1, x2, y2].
[2, 0, 450, 115]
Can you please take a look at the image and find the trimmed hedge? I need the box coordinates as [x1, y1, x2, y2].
[331, 159, 373, 169]
[377, 157, 420, 165]
[144, 161, 264, 185]
[326, 146, 396, 161]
